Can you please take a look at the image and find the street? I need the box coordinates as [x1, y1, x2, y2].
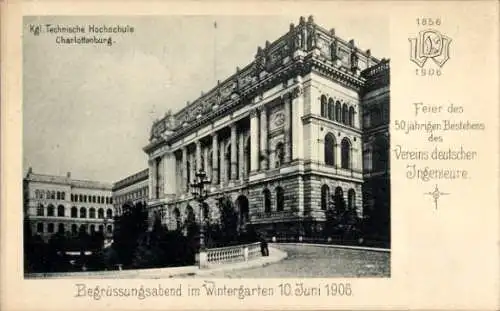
[195, 244, 390, 278]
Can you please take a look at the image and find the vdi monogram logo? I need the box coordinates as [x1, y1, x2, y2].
[409, 29, 452, 68]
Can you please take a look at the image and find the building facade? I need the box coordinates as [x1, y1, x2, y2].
[23, 168, 115, 242]
[112, 169, 149, 216]
[143, 16, 390, 238]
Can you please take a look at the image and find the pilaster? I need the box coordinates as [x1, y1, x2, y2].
[291, 79, 304, 161]
[182, 147, 188, 192]
[250, 108, 259, 172]
[259, 106, 268, 170]
[283, 94, 292, 163]
[212, 133, 219, 185]
[230, 124, 238, 180]
[238, 132, 245, 181]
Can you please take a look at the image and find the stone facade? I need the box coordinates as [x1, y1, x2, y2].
[143, 16, 390, 238]
[23, 168, 115, 242]
[112, 168, 149, 216]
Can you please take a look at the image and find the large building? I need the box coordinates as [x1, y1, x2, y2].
[112, 169, 149, 216]
[23, 168, 115, 242]
[143, 16, 390, 238]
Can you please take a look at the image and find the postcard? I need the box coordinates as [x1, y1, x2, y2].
[1, 1, 498, 310]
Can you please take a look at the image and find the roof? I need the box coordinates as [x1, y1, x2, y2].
[24, 171, 112, 190]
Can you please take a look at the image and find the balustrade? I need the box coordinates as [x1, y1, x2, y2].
[206, 242, 261, 265]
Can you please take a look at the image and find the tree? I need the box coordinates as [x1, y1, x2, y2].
[324, 191, 362, 242]
[217, 195, 239, 244]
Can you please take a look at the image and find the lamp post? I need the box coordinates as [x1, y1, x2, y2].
[190, 168, 211, 266]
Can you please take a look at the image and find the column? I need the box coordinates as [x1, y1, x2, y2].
[259, 106, 268, 170]
[203, 146, 209, 175]
[230, 124, 238, 180]
[238, 132, 245, 180]
[163, 153, 176, 195]
[148, 159, 154, 199]
[182, 147, 188, 192]
[220, 141, 226, 184]
[212, 133, 219, 185]
[335, 142, 341, 168]
[291, 80, 304, 161]
[283, 94, 292, 163]
[195, 141, 202, 171]
[250, 109, 259, 172]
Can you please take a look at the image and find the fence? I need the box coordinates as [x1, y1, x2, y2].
[206, 242, 261, 265]
[270, 234, 389, 249]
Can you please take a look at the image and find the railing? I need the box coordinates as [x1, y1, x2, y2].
[206, 242, 261, 265]
[253, 210, 297, 219]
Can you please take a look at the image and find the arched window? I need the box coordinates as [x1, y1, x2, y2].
[348, 189, 356, 210]
[58, 223, 65, 233]
[263, 189, 271, 213]
[90, 224, 95, 233]
[56, 191, 60, 200]
[47, 204, 55, 217]
[348, 107, 355, 127]
[47, 223, 54, 233]
[89, 208, 96, 219]
[79, 207, 86, 218]
[335, 101, 342, 122]
[79, 194, 83, 202]
[61, 192, 65, 200]
[334, 187, 345, 211]
[57, 205, 65, 217]
[276, 187, 284, 211]
[320, 95, 327, 117]
[71, 206, 77, 218]
[341, 138, 351, 169]
[98, 208, 104, 219]
[37, 204, 44, 216]
[342, 104, 348, 124]
[71, 224, 78, 235]
[321, 184, 330, 210]
[37, 223, 44, 233]
[106, 208, 113, 219]
[51, 191, 55, 199]
[107, 225, 113, 234]
[373, 136, 389, 172]
[328, 98, 335, 120]
[324, 133, 336, 166]
[275, 142, 284, 168]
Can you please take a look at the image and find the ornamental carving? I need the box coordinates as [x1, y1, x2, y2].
[272, 111, 285, 128]
[291, 85, 303, 99]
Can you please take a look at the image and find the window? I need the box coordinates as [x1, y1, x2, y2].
[98, 225, 104, 232]
[98, 208, 104, 219]
[47, 204, 55, 217]
[61, 192, 65, 200]
[341, 138, 351, 169]
[71, 224, 78, 234]
[35, 190, 40, 199]
[79, 194, 83, 202]
[320, 95, 327, 117]
[90, 224, 95, 233]
[342, 104, 348, 124]
[173, 208, 181, 230]
[37, 204, 44, 216]
[263, 189, 271, 213]
[324, 133, 336, 166]
[56, 191, 60, 200]
[373, 136, 389, 172]
[275, 142, 284, 168]
[58, 223, 65, 233]
[348, 189, 356, 210]
[106, 209, 113, 219]
[37, 223, 44, 233]
[335, 101, 341, 122]
[348, 107, 355, 127]
[328, 98, 335, 120]
[57, 205, 65, 217]
[110, 197, 113, 204]
[47, 223, 54, 233]
[71, 206, 78, 218]
[89, 207, 96, 218]
[80, 207, 86, 218]
[92, 195, 96, 203]
[276, 187, 284, 211]
[321, 184, 330, 210]
[106, 225, 113, 234]
[51, 191, 55, 199]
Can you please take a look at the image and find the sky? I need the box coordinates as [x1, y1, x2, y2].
[23, 15, 388, 183]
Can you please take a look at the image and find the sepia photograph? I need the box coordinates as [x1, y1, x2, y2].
[22, 15, 391, 279]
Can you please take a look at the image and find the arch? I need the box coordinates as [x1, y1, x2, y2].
[324, 133, 336, 166]
[71, 206, 77, 218]
[263, 188, 272, 213]
[37, 204, 44, 216]
[57, 205, 65, 217]
[373, 135, 389, 172]
[58, 223, 65, 233]
[89, 207, 96, 218]
[348, 189, 356, 210]
[79, 207, 86, 218]
[47, 204, 55, 217]
[106, 208, 113, 219]
[348, 106, 355, 127]
[37, 223, 44, 233]
[71, 224, 78, 235]
[333, 186, 345, 211]
[173, 208, 181, 230]
[335, 101, 342, 122]
[342, 103, 348, 124]
[320, 95, 327, 117]
[328, 98, 335, 120]
[321, 184, 330, 210]
[236, 195, 249, 228]
[98, 208, 104, 219]
[186, 205, 195, 225]
[275, 142, 284, 168]
[341, 137, 351, 169]
[47, 223, 54, 233]
[275, 187, 284, 211]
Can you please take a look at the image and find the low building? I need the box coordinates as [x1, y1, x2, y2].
[23, 168, 115, 242]
[112, 168, 149, 216]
